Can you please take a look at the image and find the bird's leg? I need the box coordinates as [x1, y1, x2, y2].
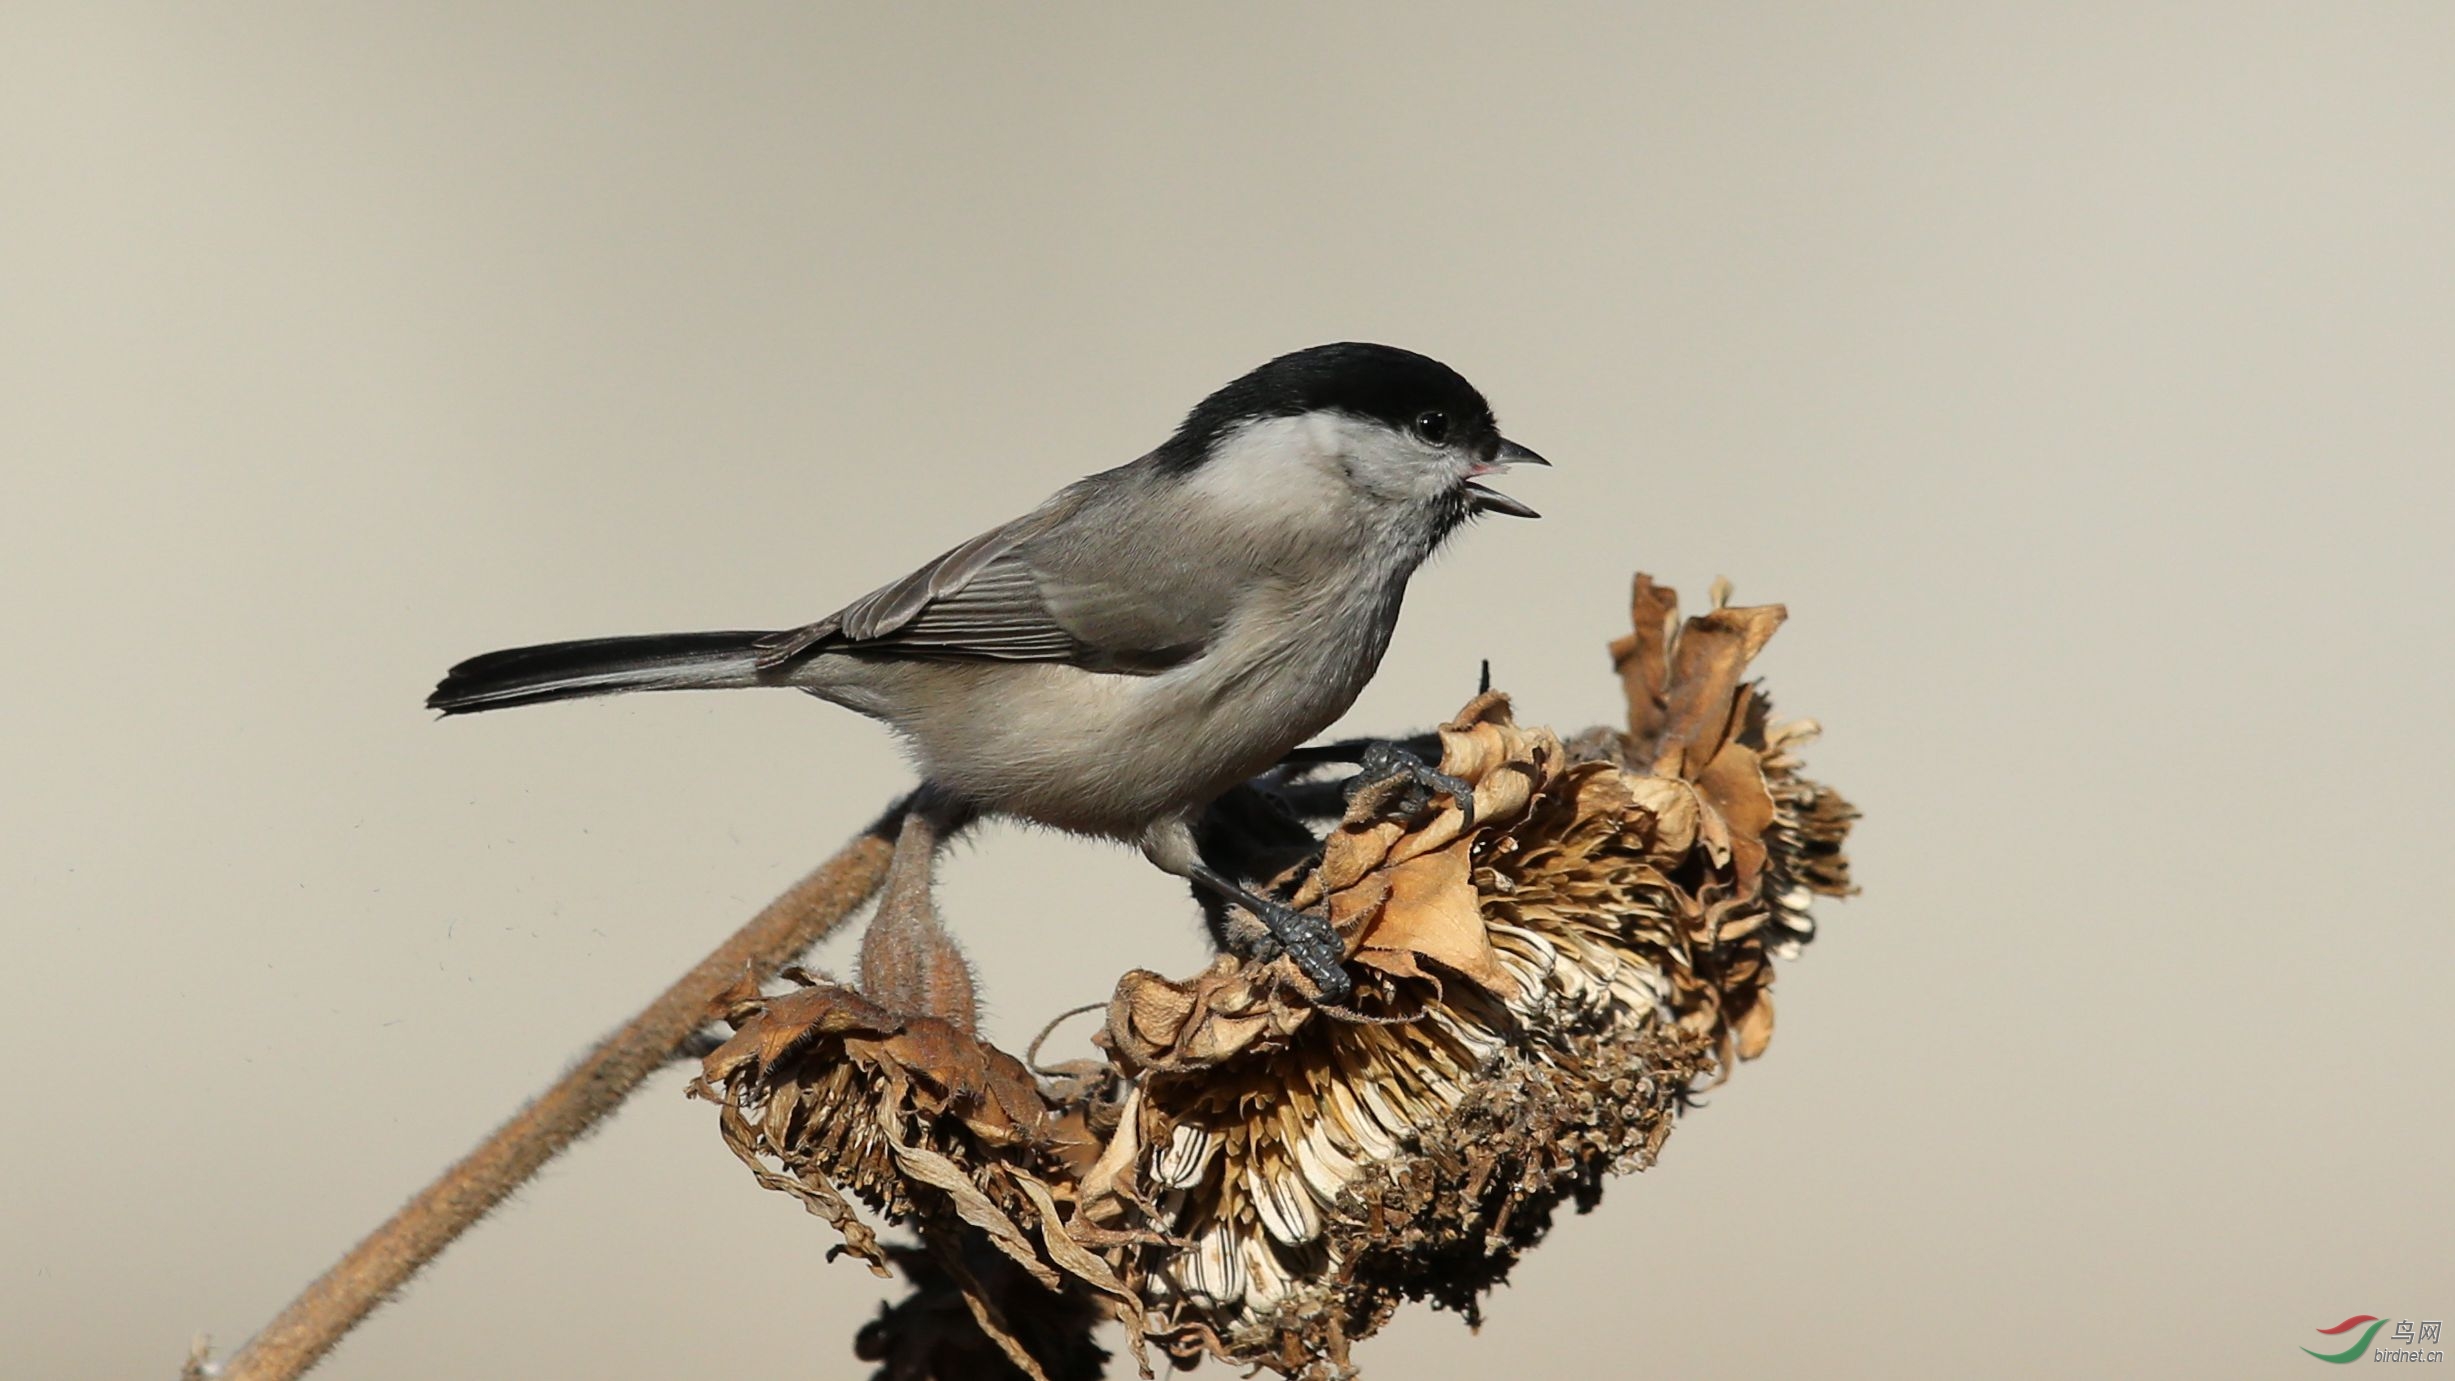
[1345, 740, 1478, 829]
[857, 786, 981, 1031]
[1270, 733, 1473, 827]
[1184, 862, 1353, 1001]
[1148, 814, 1352, 1000]
[1272, 732, 1445, 778]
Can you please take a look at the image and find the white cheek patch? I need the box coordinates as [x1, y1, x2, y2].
[1324, 414, 1465, 502]
[1184, 415, 1357, 530]
[1186, 411, 1463, 527]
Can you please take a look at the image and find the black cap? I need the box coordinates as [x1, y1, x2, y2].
[1155, 343, 1501, 471]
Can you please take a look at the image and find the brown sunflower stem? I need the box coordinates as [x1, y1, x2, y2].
[199, 810, 902, 1381]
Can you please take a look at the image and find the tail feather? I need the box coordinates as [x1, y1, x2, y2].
[428, 631, 774, 715]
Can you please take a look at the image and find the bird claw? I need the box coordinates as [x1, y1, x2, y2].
[1348, 742, 1477, 829]
[1243, 897, 1353, 1002]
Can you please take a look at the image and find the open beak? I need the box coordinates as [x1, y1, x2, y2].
[1463, 438, 1550, 519]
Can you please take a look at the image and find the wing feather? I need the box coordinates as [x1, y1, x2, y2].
[755, 475, 1223, 672]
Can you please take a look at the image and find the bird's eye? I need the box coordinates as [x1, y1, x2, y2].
[1414, 410, 1451, 445]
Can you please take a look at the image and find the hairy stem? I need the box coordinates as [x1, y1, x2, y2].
[200, 811, 900, 1381]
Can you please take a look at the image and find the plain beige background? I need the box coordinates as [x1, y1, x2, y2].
[6, 5, 2450, 1378]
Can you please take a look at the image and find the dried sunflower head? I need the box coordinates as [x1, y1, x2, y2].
[697, 574, 1856, 1379]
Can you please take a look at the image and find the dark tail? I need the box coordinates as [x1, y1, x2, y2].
[427, 631, 774, 715]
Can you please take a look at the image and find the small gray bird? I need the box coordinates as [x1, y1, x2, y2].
[428, 343, 1546, 1008]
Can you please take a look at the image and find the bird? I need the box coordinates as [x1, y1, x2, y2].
[427, 342, 1547, 1011]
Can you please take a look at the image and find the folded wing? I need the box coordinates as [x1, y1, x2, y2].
[755, 475, 1229, 675]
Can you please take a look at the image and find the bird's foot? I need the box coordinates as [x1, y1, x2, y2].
[1242, 896, 1352, 1001]
[1182, 841, 1354, 1001]
[1347, 741, 1477, 829]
